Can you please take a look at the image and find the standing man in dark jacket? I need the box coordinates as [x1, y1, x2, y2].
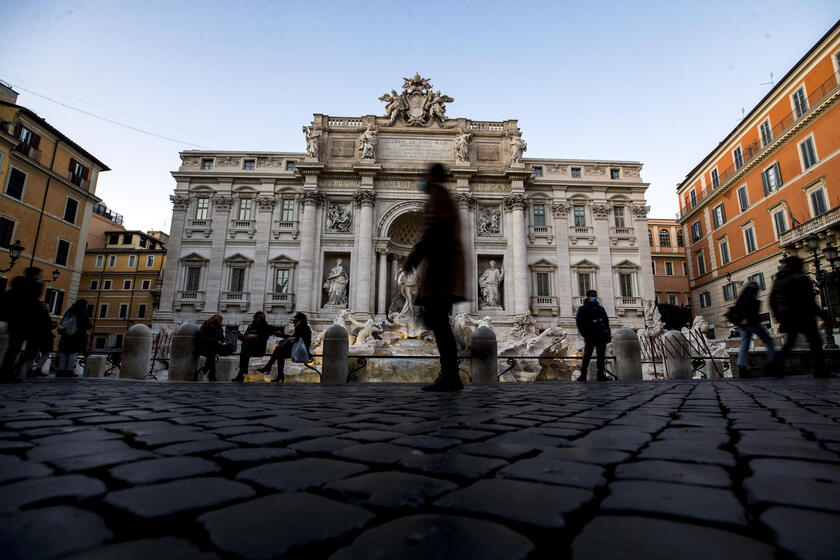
[731, 281, 775, 378]
[576, 290, 611, 381]
[0, 267, 50, 382]
[404, 163, 466, 392]
[769, 255, 827, 377]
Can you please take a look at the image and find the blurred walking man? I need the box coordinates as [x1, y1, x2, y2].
[576, 290, 612, 381]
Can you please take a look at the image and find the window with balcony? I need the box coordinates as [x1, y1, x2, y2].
[733, 146, 744, 170]
[55, 239, 70, 266]
[243, 159, 255, 170]
[809, 186, 828, 217]
[281, 198, 295, 221]
[535, 272, 551, 297]
[185, 266, 201, 291]
[230, 267, 246, 292]
[201, 158, 213, 170]
[691, 221, 702, 242]
[238, 198, 253, 221]
[665, 262, 673, 275]
[195, 197, 210, 220]
[571, 167, 581, 178]
[531, 166, 542, 177]
[613, 206, 626, 228]
[772, 208, 788, 236]
[573, 205, 586, 227]
[275, 268, 290, 293]
[5, 168, 26, 200]
[800, 137, 818, 170]
[744, 226, 757, 253]
[712, 203, 726, 228]
[619, 273, 634, 297]
[533, 204, 545, 226]
[63, 197, 78, 225]
[696, 251, 706, 275]
[699, 291, 711, 308]
[748, 272, 766, 290]
[577, 272, 593, 296]
[759, 119, 772, 146]
[711, 168, 719, 188]
[792, 86, 808, 118]
[761, 162, 782, 195]
[659, 229, 670, 246]
[677, 230, 684, 247]
[690, 189, 697, 207]
[610, 168, 620, 180]
[738, 185, 749, 211]
[719, 239, 730, 265]
[723, 283, 738, 301]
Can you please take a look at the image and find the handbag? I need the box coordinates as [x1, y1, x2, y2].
[291, 338, 309, 363]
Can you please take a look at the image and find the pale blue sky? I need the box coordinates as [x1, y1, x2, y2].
[2, 1, 839, 231]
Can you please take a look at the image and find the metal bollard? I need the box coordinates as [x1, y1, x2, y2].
[612, 328, 642, 380]
[663, 330, 692, 379]
[471, 326, 498, 383]
[122, 324, 152, 380]
[322, 325, 349, 383]
[169, 323, 200, 381]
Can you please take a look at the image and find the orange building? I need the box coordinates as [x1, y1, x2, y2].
[647, 218, 691, 309]
[87, 203, 125, 250]
[677, 22, 840, 334]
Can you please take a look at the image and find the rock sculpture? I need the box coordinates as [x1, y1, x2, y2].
[302, 125, 321, 159]
[479, 260, 504, 309]
[344, 312, 382, 346]
[358, 125, 378, 160]
[508, 134, 527, 166]
[327, 203, 352, 233]
[454, 129, 471, 162]
[451, 313, 494, 351]
[477, 206, 501, 236]
[642, 299, 665, 338]
[396, 267, 419, 318]
[324, 258, 349, 306]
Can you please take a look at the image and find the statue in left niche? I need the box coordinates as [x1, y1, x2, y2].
[302, 125, 321, 159]
[454, 129, 471, 163]
[324, 258, 349, 306]
[358, 125, 378, 160]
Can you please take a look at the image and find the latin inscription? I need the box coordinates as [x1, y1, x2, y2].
[378, 137, 453, 161]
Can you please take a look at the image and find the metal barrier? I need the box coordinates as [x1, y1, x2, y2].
[639, 329, 727, 379]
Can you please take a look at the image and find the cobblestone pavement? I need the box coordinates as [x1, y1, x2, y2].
[1, 378, 839, 559]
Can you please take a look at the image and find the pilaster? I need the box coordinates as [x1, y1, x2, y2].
[250, 193, 275, 313]
[591, 202, 616, 316]
[204, 190, 233, 313]
[156, 192, 189, 319]
[505, 193, 529, 314]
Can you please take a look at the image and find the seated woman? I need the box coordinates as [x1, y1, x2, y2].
[258, 312, 311, 382]
[196, 314, 232, 382]
[234, 311, 283, 383]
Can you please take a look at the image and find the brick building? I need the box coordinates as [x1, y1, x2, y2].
[647, 218, 691, 309]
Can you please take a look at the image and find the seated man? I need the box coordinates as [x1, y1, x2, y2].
[233, 311, 283, 383]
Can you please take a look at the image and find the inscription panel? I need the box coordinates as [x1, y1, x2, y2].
[378, 137, 453, 161]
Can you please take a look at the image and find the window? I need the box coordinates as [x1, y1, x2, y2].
[772, 209, 788, 236]
[243, 159, 255, 170]
[651, 262, 656, 275]
[577, 272, 593, 296]
[792, 86, 808, 118]
[669, 295, 677, 305]
[6, 168, 25, 199]
[573, 205, 586, 227]
[63, 198, 78, 224]
[128, 255, 136, 268]
[95, 255, 103, 268]
[87, 304, 94, 317]
[759, 119, 772, 146]
[286, 161, 296, 171]
[195, 197, 210, 220]
[810, 187, 828, 217]
[123, 279, 132, 290]
[139, 237, 146, 248]
[665, 262, 673, 275]
[711, 168, 719, 188]
[185, 266, 201, 291]
[531, 166, 543, 178]
[682, 262, 687, 275]
[119, 303, 128, 319]
[613, 206, 626, 228]
[744, 226, 757, 253]
[108, 255, 116, 267]
[610, 168, 620, 180]
[281, 198, 295, 221]
[141, 279, 151, 290]
[230, 267, 246, 292]
[238, 198, 253, 221]
[94, 335, 107, 349]
[114, 334, 124, 348]
[723, 283, 738, 301]
[800, 137, 818, 170]
[274, 268, 290, 293]
[103, 280, 112, 290]
[89, 280, 98, 290]
[109, 234, 119, 245]
[0, 217, 14, 248]
[44, 288, 64, 315]
[699, 292, 711, 308]
[677, 231, 684, 247]
[137, 303, 147, 319]
[719, 240, 730, 265]
[536, 272, 550, 297]
[690, 189, 697, 207]
[619, 273, 634, 297]
[69, 159, 88, 187]
[533, 204, 545, 226]
[696, 251, 706, 275]
[691, 221, 702, 242]
[737, 185, 749, 211]
[748, 272, 766, 290]
[712, 203, 726, 228]
[733, 146, 743, 170]
[761, 162, 782, 195]
[55, 239, 70, 266]
[98, 304, 109, 318]
[146, 255, 154, 267]
[121, 233, 132, 244]
[201, 158, 213, 170]
[659, 229, 671, 246]
[648, 230, 653, 246]
[571, 167, 581, 178]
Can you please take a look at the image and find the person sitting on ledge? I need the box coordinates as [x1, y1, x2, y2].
[233, 311, 284, 383]
[196, 314, 233, 382]
[258, 311, 311, 383]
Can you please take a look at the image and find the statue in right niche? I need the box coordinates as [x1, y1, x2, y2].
[479, 260, 504, 309]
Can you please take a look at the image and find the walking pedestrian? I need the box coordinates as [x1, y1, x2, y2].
[196, 314, 232, 382]
[0, 267, 51, 382]
[403, 163, 467, 392]
[727, 281, 775, 378]
[576, 290, 612, 381]
[258, 311, 311, 383]
[233, 311, 283, 383]
[55, 299, 92, 377]
[769, 255, 828, 377]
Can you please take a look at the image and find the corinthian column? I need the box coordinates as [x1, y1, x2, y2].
[353, 190, 376, 315]
[376, 248, 388, 318]
[505, 194, 529, 314]
[156, 192, 190, 322]
[295, 191, 323, 313]
[455, 192, 475, 313]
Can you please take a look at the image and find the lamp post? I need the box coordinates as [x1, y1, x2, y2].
[1, 240, 24, 273]
[806, 235, 838, 349]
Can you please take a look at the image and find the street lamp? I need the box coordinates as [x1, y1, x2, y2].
[805, 235, 838, 349]
[1, 240, 24, 273]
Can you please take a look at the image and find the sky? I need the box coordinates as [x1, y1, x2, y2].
[2, 1, 839, 231]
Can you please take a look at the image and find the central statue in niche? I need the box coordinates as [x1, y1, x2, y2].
[479, 260, 504, 309]
[324, 258, 349, 306]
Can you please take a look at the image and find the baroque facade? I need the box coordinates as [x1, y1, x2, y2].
[155, 75, 653, 335]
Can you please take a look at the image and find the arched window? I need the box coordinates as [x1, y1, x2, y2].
[659, 229, 671, 247]
[648, 230, 653, 246]
[677, 230, 684, 247]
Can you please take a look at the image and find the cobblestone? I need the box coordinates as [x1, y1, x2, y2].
[0, 378, 838, 558]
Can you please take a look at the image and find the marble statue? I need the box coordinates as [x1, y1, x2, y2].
[358, 125, 378, 160]
[451, 313, 494, 350]
[477, 206, 501, 236]
[425, 90, 452, 123]
[378, 74, 454, 127]
[642, 299, 665, 338]
[327, 203, 352, 233]
[378, 89, 405, 126]
[454, 129, 471, 162]
[479, 260, 504, 309]
[324, 258, 349, 306]
[302, 125, 321, 159]
[396, 267, 419, 318]
[345, 312, 382, 346]
[508, 134, 527, 166]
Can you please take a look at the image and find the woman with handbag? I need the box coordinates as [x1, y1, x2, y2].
[258, 311, 311, 382]
[197, 314, 233, 382]
[56, 299, 92, 377]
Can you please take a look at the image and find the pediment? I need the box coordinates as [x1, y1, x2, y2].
[269, 253, 298, 265]
[179, 252, 209, 263]
[614, 259, 640, 270]
[571, 259, 599, 269]
[224, 252, 254, 264]
[529, 258, 556, 270]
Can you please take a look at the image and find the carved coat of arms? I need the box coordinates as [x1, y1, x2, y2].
[379, 74, 454, 127]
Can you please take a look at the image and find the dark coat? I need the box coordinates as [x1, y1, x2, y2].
[197, 323, 225, 356]
[404, 182, 466, 304]
[58, 304, 92, 354]
[576, 302, 612, 342]
[770, 267, 820, 326]
[1, 276, 50, 340]
[290, 322, 312, 351]
[238, 321, 276, 355]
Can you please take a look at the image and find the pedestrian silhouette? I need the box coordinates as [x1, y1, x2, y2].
[196, 314, 233, 382]
[404, 163, 466, 392]
[576, 290, 611, 381]
[727, 281, 775, 378]
[233, 311, 283, 383]
[769, 255, 827, 377]
[55, 299, 92, 377]
[0, 267, 51, 383]
[258, 311, 311, 383]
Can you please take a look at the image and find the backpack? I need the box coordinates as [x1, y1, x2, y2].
[57, 312, 78, 336]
